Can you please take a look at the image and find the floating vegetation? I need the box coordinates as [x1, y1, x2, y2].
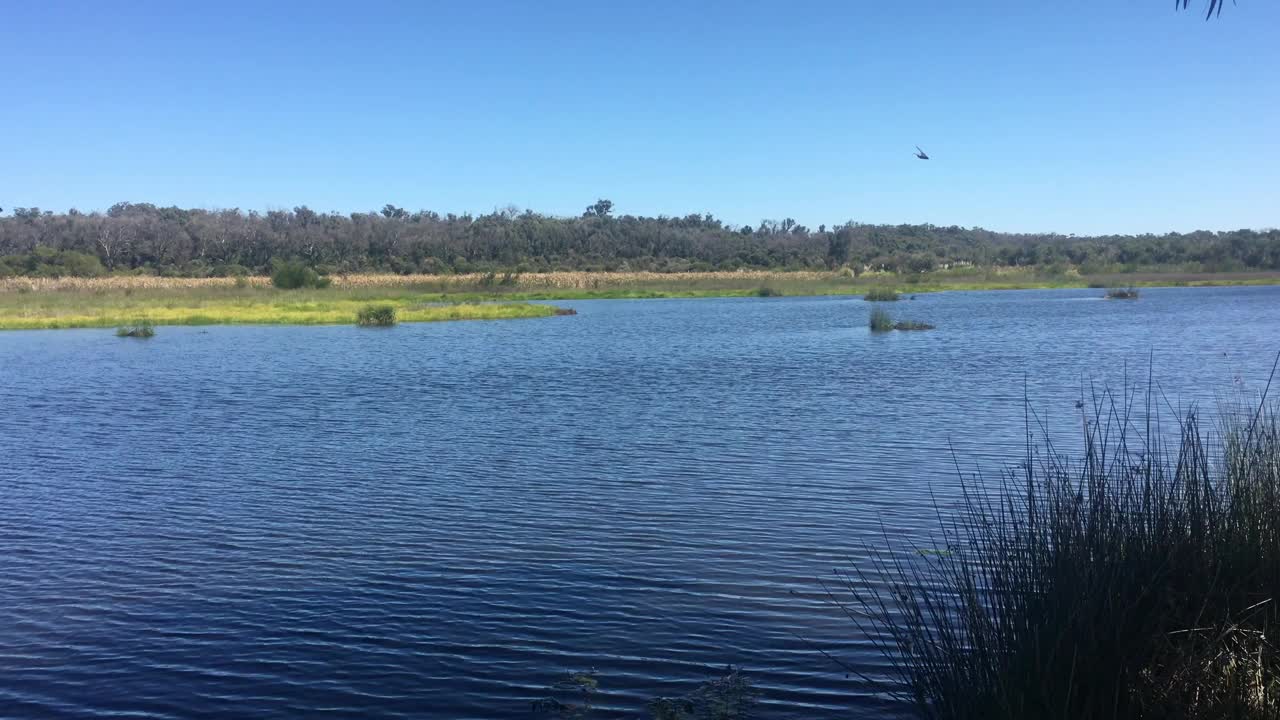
[532, 667, 756, 719]
[893, 320, 935, 331]
[648, 667, 758, 720]
[532, 670, 600, 718]
[115, 320, 155, 338]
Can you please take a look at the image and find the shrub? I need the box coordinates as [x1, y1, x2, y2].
[356, 304, 397, 326]
[115, 320, 155, 338]
[864, 287, 900, 302]
[869, 307, 893, 331]
[270, 259, 329, 289]
[755, 286, 783, 297]
[843, 384, 1280, 720]
[1, 248, 105, 278]
[233, 275, 250, 289]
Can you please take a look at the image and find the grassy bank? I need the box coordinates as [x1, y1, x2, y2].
[841, 381, 1280, 719]
[3, 268, 1277, 330]
[5, 268, 1280, 299]
[0, 286, 560, 330]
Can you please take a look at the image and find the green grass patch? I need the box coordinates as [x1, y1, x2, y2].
[0, 288, 560, 330]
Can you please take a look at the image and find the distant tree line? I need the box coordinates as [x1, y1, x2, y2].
[0, 201, 1276, 278]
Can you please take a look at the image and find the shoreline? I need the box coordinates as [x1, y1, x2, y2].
[3, 270, 1277, 331]
[3, 269, 1279, 296]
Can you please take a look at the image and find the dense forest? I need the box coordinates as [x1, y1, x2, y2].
[1, 201, 1276, 278]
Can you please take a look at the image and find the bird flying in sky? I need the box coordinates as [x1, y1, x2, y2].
[915, 146, 929, 160]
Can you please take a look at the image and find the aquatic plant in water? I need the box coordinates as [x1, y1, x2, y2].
[1106, 286, 1140, 299]
[838, 365, 1280, 719]
[115, 320, 155, 338]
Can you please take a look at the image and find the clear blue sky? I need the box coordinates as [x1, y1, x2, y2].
[2, 1, 1276, 235]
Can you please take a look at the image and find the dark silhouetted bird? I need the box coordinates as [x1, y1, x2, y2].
[915, 146, 929, 160]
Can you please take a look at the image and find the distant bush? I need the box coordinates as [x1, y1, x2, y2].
[115, 320, 155, 338]
[1106, 286, 1140, 299]
[870, 307, 894, 331]
[270, 259, 331, 289]
[864, 287, 900, 302]
[233, 275, 250, 289]
[755, 286, 783, 297]
[0, 247, 105, 278]
[356, 304, 397, 326]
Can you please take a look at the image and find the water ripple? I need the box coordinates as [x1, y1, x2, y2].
[2, 287, 1279, 718]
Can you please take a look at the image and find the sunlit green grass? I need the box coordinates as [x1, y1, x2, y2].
[0, 287, 560, 330]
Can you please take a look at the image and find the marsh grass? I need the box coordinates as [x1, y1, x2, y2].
[865, 287, 901, 302]
[115, 320, 155, 338]
[356, 304, 397, 327]
[836, 367, 1280, 720]
[870, 307, 894, 331]
[871, 308, 934, 332]
[0, 286, 558, 330]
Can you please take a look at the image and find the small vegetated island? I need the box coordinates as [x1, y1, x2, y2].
[869, 306, 935, 332]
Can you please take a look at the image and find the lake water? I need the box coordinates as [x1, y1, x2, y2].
[2, 287, 1279, 719]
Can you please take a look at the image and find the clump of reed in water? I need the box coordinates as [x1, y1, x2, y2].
[115, 320, 155, 338]
[1106, 286, 1140, 299]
